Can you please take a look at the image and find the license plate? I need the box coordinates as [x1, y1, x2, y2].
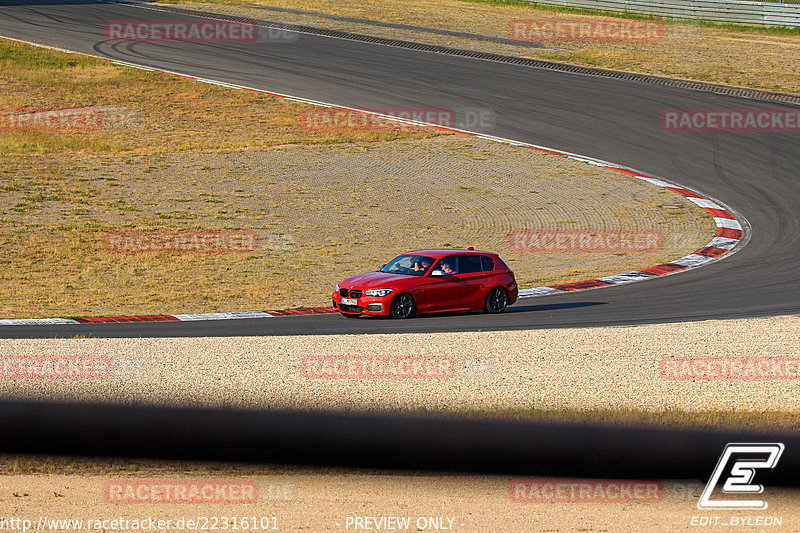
[341, 298, 358, 305]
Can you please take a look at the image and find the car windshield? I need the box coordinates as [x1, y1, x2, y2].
[380, 254, 436, 276]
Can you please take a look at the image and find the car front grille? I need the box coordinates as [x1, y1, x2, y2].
[339, 288, 363, 298]
[339, 304, 363, 314]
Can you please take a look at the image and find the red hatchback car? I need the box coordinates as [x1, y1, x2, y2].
[332, 249, 518, 318]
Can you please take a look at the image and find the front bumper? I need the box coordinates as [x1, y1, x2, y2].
[332, 291, 391, 316]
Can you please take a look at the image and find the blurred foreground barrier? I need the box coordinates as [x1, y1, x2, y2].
[0, 401, 799, 486]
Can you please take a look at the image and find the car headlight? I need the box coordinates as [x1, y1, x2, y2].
[365, 288, 393, 297]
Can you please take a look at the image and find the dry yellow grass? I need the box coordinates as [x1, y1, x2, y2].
[0, 40, 440, 154]
[1, 138, 714, 317]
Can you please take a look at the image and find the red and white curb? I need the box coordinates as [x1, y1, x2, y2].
[516, 170, 746, 298]
[0, 308, 338, 326]
[0, 27, 747, 326]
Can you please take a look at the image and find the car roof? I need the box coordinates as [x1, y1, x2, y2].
[403, 249, 498, 259]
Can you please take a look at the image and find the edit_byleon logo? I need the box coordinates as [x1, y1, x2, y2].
[698, 443, 784, 510]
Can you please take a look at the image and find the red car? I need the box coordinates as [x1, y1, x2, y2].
[332, 249, 518, 318]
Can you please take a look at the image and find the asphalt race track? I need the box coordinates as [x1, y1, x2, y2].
[0, 0, 798, 338]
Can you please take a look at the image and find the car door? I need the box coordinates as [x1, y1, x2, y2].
[416, 255, 468, 311]
[453, 254, 495, 309]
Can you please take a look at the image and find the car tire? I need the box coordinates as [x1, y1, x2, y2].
[484, 287, 509, 314]
[389, 293, 416, 319]
[340, 312, 360, 318]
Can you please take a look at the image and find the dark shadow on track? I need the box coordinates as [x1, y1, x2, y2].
[341, 301, 606, 320]
[506, 300, 607, 314]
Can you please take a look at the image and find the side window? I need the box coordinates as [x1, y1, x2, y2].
[458, 254, 484, 274]
[435, 256, 459, 274]
[480, 255, 496, 272]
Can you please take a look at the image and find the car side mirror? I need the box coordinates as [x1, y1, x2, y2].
[430, 270, 445, 276]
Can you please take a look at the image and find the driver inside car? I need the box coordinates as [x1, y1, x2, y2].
[412, 259, 431, 272]
[440, 261, 454, 274]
